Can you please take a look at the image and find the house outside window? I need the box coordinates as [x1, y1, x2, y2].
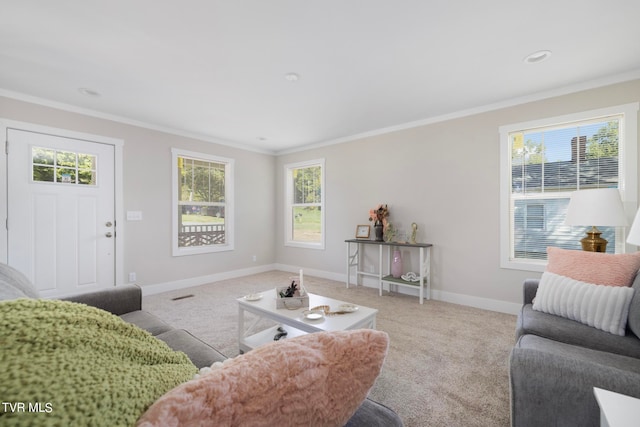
[500, 103, 638, 271]
[172, 149, 234, 256]
[524, 203, 545, 231]
[284, 159, 325, 249]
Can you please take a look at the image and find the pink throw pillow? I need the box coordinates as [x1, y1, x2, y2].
[137, 329, 389, 427]
[546, 247, 640, 287]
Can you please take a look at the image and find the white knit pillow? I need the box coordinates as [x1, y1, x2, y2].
[533, 271, 635, 336]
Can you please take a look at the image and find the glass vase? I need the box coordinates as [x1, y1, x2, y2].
[391, 250, 402, 278]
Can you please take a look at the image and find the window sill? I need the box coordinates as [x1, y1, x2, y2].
[500, 259, 546, 272]
[285, 241, 325, 250]
[172, 244, 234, 257]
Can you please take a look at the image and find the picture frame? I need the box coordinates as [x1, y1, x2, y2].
[355, 224, 371, 239]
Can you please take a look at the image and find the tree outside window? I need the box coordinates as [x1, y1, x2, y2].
[172, 149, 234, 255]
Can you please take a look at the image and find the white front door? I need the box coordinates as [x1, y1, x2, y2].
[7, 128, 116, 296]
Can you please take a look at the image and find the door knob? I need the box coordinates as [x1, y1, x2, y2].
[105, 221, 113, 227]
[105, 232, 113, 238]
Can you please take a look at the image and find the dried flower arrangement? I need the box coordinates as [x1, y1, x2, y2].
[368, 204, 389, 231]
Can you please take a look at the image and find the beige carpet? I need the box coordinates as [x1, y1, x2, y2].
[143, 271, 517, 427]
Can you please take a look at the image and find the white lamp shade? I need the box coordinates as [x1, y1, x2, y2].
[627, 208, 640, 245]
[564, 188, 627, 227]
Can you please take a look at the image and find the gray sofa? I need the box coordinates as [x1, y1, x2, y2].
[1, 262, 402, 426]
[509, 275, 640, 427]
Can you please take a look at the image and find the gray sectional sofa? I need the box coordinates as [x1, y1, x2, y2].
[510, 275, 640, 427]
[1, 262, 402, 426]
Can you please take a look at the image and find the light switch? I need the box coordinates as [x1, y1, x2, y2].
[126, 211, 143, 221]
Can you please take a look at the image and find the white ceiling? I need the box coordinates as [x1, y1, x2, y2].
[1, 1, 640, 154]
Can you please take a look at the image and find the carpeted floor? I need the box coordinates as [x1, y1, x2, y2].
[143, 271, 517, 427]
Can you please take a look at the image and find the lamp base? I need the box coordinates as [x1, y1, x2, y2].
[580, 226, 608, 252]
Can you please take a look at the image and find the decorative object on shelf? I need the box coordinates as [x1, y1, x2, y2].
[391, 250, 402, 278]
[244, 293, 263, 301]
[564, 188, 627, 252]
[276, 286, 309, 309]
[410, 223, 418, 244]
[369, 204, 389, 242]
[279, 280, 299, 298]
[310, 305, 330, 314]
[355, 224, 370, 239]
[394, 229, 406, 243]
[374, 223, 384, 241]
[400, 272, 420, 282]
[302, 309, 325, 321]
[309, 304, 358, 316]
[337, 303, 358, 313]
[276, 270, 309, 309]
[384, 223, 396, 242]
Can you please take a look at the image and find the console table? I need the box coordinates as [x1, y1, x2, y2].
[345, 239, 432, 304]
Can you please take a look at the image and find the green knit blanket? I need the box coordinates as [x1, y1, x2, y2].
[0, 299, 198, 427]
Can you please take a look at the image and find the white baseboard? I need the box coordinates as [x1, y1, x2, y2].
[430, 289, 521, 315]
[272, 263, 346, 283]
[140, 264, 277, 296]
[141, 264, 521, 315]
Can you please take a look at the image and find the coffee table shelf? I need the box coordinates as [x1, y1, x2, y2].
[237, 289, 377, 353]
[241, 324, 308, 351]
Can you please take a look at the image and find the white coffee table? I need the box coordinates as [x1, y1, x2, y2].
[237, 289, 378, 353]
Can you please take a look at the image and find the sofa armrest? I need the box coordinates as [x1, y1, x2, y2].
[345, 398, 404, 427]
[510, 343, 640, 427]
[523, 279, 539, 305]
[61, 284, 142, 315]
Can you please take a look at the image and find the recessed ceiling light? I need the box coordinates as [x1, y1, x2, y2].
[78, 87, 101, 97]
[284, 73, 300, 82]
[523, 50, 552, 64]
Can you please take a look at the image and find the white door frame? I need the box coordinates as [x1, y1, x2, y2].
[1, 119, 125, 287]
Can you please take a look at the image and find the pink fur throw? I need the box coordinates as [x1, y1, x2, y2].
[137, 329, 389, 427]
[546, 246, 640, 287]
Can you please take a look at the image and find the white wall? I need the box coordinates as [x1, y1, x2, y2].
[275, 79, 640, 312]
[0, 96, 276, 291]
[2, 78, 639, 311]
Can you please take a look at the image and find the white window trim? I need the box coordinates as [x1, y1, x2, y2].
[171, 148, 234, 256]
[499, 102, 638, 272]
[284, 158, 326, 250]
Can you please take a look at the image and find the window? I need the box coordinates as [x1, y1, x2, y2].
[285, 159, 325, 249]
[500, 103, 638, 271]
[172, 149, 234, 256]
[32, 147, 97, 185]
